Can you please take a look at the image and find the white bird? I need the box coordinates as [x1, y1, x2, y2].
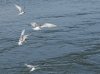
[18, 29, 28, 45]
[31, 22, 57, 31]
[15, 4, 24, 15]
[25, 64, 38, 72]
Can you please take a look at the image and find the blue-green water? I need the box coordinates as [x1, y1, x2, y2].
[0, 0, 100, 74]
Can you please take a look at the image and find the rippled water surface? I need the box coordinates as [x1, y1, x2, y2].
[0, 0, 100, 74]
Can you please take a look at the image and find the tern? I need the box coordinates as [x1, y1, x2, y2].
[31, 22, 57, 31]
[15, 4, 24, 15]
[25, 64, 39, 72]
[18, 29, 28, 45]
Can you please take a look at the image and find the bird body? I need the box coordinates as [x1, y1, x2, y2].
[18, 11, 24, 15]
[31, 22, 41, 30]
[32, 27, 41, 30]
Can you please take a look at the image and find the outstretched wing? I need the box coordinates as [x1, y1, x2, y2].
[41, 23, 57, 28]
[21, 29, 25, 36]
[19, 29, 25, 41]
[15, 4, 22, 12]
[25, 64, 33, 68]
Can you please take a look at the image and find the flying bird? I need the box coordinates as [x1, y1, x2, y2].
[18, 29, 28, 45]
[25, 64, 39, 72]
[15, 4, 24, 15]
[31, 22, 57, 31]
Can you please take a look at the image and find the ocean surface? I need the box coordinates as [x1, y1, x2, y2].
[0, 0, 100, 74]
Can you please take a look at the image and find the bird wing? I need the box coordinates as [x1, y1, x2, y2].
[30, 65, 39, 72]
[15, 4, 22, 12]
[21, 29, 25, 36]
[41, 23, 57, 28]
[19, 29, 25, 41]
[25, 64, 33, 68]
